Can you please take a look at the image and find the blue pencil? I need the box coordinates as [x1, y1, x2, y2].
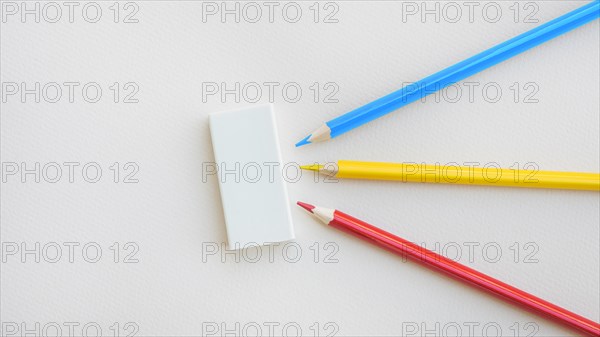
[296, 1, 600, 147]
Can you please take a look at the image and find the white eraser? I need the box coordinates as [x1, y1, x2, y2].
[209, 104, 295, 249]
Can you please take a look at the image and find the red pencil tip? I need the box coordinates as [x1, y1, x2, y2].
[296, 201, 315, 213]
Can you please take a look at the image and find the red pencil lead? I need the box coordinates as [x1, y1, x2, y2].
[296, 201, 315, 213]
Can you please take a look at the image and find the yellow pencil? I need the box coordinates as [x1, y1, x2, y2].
[301, 160, 600, 191]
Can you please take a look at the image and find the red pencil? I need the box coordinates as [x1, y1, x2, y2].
[297, 201, 600, 337]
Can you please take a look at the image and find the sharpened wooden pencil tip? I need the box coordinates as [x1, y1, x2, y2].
[296, 201, 315, 213]
[300, 164, 323, 171]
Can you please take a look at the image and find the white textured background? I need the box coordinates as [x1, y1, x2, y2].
[1, 1, 599, 336]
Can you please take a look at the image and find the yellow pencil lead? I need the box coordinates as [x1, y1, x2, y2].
[300, 164, 323, 171]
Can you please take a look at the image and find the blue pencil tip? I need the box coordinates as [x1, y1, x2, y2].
[295, 135, 311, 147]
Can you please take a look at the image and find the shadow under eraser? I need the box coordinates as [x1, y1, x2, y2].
[209, 104, 295, 249]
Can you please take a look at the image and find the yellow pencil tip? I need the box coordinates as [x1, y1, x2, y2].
[300, 164, 323, 171]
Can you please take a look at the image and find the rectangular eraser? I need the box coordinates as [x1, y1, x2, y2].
[209, 104, 295, 249]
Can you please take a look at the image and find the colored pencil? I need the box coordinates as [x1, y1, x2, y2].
[297, 201, 600, 336]
[295, 1, 600, 147]
[301, 160, 600, 191]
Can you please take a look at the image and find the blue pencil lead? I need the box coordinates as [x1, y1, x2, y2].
[295, 135, 311, 147]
